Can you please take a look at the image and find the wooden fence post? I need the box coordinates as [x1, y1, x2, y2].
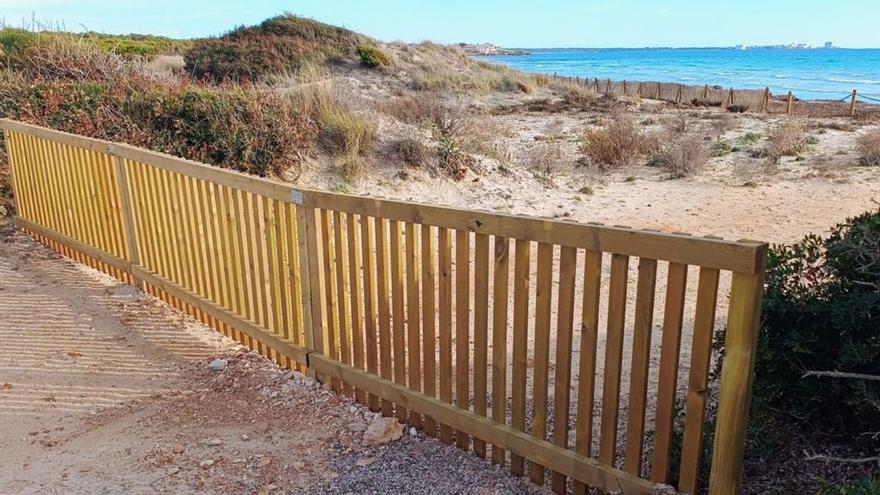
[605, 79, 611, 95]
[295, 199, 323, 378]
[850, 89, 857, 118]
[761, 87, 769, 113]
[622, 80, 627, 95]
[656, 82, 661, 99]
[675, 84, 683, 104]
[786, 91, 793, 115]
[703, 84, 709, 99]
[110, 147, 143, 290]
[637, 82, 643, 97]
[708, 261, 766, 495]
[594, 78, 599, 92]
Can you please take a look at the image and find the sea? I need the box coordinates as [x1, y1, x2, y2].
[478, 48, 880, 102]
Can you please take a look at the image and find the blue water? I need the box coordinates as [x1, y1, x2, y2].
[479, 48, 880, 101]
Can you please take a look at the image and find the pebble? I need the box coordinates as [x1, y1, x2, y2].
[199, 459, 215, 469]
[409, 427, 417, 437]
[167, 466, 180, 476]
[206, 438, 223, 446]
[349, 422, 368, 432]
[172, 444, 185, 454]
[303, 377, 317, 387]
[355, 456, 377, 467]
[240, 433, 250, 441]
[207, 359, 227, 372]
[291, 460, 305, 470]
[348, 406, 358, 414]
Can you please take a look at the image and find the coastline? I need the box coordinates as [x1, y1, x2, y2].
[473, 47, 880, 101]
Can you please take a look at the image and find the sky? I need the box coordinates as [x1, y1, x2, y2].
[1, 0, 878, 48]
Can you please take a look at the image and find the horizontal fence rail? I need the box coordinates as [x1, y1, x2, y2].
[1, 119, 767, 494]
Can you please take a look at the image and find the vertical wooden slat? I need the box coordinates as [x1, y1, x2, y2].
[151, 167, 176, 303]
[304, 206, 326, 367]
[550, 245, 577, 493]
[321, 210, 340, 389]
[624, 258, 659, 475]
[249, 195, 270, 342]
[101, 153, 126, 269]
[273, 199, 292, 354]
[530, 242, 554, 485]
[347, 214, 366, 401]
[266, 198, 286, 351]
[390, 220, 408, 422]
[708, 268, 766, 495]
[573, 250, 603, 495]
[421, 224, 438, 436]
[286, 203, 306, 362]
[262, 198, 280, 342]
[255, 196, 275, 339]
[375, 217, 393, 416]
[599, 253, 630, 466]
[214, 183, 236, 338]
[679, 267, 720, 495]
[360, 215, 379, 410]
[293, 203, 315, 365]
[438, 227, 454, 444]
[227, 187, 248, 343]
[334, 211, 353, 395]
[491, 236, 510, 465]
[191, 176, 212, 319]
[473, 233, 490, 457]
[510, 239, 532, 476]
[455, 229, 471, 451]
[651, 262, 689, 483]
[405, 222, 422, 427]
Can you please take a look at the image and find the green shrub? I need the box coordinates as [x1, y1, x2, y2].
[356, 44, 391, 68]
[185, 14, 364, 82]
[715, 209, 880, 436]
[711, 139, 732, 157]
[740, 131, 762, 145]
[0, 76, 316, 178]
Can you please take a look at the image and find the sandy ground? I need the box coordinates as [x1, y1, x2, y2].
[0, 223, 544, 495]
[294, 85, 880, 478]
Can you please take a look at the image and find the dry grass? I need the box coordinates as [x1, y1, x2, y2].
[378, 93, 447, 126]
[393, 41, 541, 94]
[764, 122, 809, 164]
[857, 130, 880, 167]
[649, 134, 711, 177]
[389, 137, 429, 167]
[579, 112, 653, 170]
[522, 142, 565, 187]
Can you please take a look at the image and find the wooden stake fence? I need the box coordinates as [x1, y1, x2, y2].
[1, 119, 768, 495]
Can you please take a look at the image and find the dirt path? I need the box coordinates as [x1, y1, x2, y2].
[0, 223, 544, 495]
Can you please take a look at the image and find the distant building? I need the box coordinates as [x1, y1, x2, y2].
[825, 41, 833, 49]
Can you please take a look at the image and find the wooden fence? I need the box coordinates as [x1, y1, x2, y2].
[558, 75, 879, 118]
[1, 119, 768, 494]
